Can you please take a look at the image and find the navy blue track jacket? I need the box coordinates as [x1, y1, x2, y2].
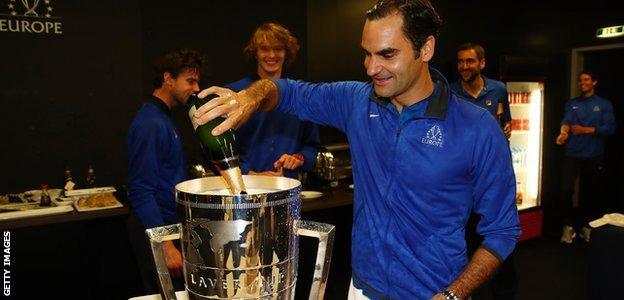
[275, 69, 520, 299]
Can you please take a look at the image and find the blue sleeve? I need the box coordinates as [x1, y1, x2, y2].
[274, 79, 367, 132]
[501, 89, 512, 122]
[471, 112, 521, 261]
[127, 119, 166, 229]
[597, 100, 616, 135]
[226, 77, 253, 92]
[561, 101, 575, 125]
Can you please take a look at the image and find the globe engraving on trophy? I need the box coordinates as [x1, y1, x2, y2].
[176, 182, 299, 299]
[147, 176, 334, 300]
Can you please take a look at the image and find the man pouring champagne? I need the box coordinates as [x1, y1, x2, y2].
[193, 1, 520, 299]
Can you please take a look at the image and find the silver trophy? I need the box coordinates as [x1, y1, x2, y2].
[146, 175, 335, 299]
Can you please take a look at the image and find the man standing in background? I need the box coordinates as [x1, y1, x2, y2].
[127, 49, 203, 293]
[226, 22, 320, 179]
[451, 43, 512, 138]
[556, 70, 616, 244]
[451, 43, 517, 300]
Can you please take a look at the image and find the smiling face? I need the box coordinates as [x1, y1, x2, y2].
[361, 13, 433, 105]
[578, 73, 597, 95]
[457, 48, 484, 84]
[256, 39, 286, 79]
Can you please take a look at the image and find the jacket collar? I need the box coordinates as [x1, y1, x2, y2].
[149, 95, 172, 116]
[368, 67, 449, 119]
[454, 75, 490, 100]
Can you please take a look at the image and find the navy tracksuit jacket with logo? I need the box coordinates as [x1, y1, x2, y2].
[561, 95, 616, 158]
[274, 68, 520, 299]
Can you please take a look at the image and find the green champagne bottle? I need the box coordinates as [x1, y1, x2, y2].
[187, 94, 247, 194]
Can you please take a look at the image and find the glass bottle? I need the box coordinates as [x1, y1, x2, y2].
[187, 94, 247, 194]
[40, 184, 52, 206]
[85, 165, 96, 188]
[63, 166, 75, 195]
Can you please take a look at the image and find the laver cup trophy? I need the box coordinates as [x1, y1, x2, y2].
[146, 175, 335, 300]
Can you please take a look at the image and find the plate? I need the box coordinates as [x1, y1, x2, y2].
[22, 188, 62, 202]
[0, 203, 73, 220]
[73, 193, 123, 212]
[301, 191, 323, 200]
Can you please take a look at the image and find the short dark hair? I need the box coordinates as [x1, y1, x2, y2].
[152, 49, 205, 89]
[366, 0, 442, 57]
[579, 70, 597, 81]
[243, 22, 300, 68]
[457, 43, 485, 60]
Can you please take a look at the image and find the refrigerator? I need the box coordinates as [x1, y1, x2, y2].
[506, 81, 544, 241]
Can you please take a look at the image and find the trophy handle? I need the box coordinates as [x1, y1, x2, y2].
[295, 220, 336, 300]
[145, 223, 182, 300]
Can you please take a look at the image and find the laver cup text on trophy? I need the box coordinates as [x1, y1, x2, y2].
[146, 175, 335, 299]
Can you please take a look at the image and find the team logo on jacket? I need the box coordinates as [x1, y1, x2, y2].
[485, 99, 492, 106]
[593, 106, 601, 112]
[422, 125, 444, 147]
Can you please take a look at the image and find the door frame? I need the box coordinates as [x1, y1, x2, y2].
[570, 43, 624, 97]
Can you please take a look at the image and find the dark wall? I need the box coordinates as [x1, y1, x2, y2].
[1, 0, 142, 192]
[0, 0, 307, 192]
[307, 0, 375, 82]
[306, 0, 376, 144]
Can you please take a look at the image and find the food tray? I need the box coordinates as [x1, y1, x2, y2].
[0, 188, 62, 205]
[65, 186, 116, 197]
[0, 203, 74, 220]
[73, 200, 123, 212]
[301, 191, 324, 201]
[73, 193, 123, 212]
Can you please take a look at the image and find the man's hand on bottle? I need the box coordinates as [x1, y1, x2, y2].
[195, 86, 259, 135]
[274, 153, 304, 170]
[162, 240, 183, 277]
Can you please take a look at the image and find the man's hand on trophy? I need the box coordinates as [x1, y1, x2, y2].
[162, 240, 183, 277]
[195, 86, 259, 136]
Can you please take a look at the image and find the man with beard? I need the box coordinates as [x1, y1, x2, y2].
[127, 49, 203, 293]
[556, 70, 616, 244]
[451, 43, 512, 139]
[191, 1, 520, 299]
[451, 43, 518, 299]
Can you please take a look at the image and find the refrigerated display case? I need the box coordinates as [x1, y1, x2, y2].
[506, 81, 544, 241]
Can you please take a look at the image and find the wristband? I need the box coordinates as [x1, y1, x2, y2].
[441, 289, 461, 300]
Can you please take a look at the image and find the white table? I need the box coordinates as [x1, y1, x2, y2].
[129, 291, 188, 300]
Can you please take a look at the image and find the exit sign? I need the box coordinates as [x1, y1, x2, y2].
[596, 25, 624, 38]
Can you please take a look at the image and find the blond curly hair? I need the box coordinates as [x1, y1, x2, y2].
[243, 22, 300, 68]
